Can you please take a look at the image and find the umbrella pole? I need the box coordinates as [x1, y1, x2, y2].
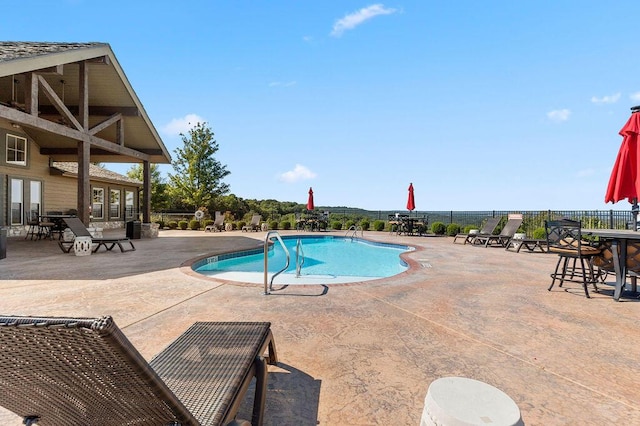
[634, 198, 639, 231]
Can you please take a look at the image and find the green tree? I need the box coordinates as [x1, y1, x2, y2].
[167, 122, 230, 210]
[126, 163, 170, 210]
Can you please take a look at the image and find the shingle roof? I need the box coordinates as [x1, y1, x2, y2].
[51, 162, 142, 186]
[0, 42, 106, 62]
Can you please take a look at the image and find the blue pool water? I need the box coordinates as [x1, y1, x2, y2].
[193, 236, 411, 284]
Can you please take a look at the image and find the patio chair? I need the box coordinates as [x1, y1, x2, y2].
[453, 216, 501, 244]
[473, 214, 523, 248]
[242, 215, 262, 232]
[58, 216, 135, 253]
[0, 315, 278, 426]
[205, 211, 225, 232]
[545, 219, 601, 298]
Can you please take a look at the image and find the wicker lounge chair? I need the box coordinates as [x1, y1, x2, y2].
[58, 216, 135, 253]
[473, 214, 523, 248]
[0, 315, 278, 426]
[453, 216, 501, 244]
[242, 215, 262, 232]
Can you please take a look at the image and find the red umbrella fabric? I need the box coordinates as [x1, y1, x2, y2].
[406, 183, 415, 211]
[605, 111, 640, 204]
[307, 187, 315, 211]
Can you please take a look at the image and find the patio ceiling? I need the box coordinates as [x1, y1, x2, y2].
[0, 42, 171, 164]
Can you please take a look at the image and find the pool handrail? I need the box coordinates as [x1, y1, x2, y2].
[295, 238, 305, 277]
[345, 225, 363, 240]
[264, 231, 290, 295]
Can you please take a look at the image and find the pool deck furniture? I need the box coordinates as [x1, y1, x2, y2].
[474, 214, 523, 248]
[58, 216, 135, 253]
[505, 238, 548, 253]
[0, 315, 278, 426]
[453, 216, 501, 245]
[242, 215, 262, 232]
[205, 212, 225, 232]
[584, 228, 640, 301]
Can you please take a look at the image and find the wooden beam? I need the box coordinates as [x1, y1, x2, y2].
[37, 105, 140, 117]
[24, 73, 38, 115]
[88, 113, 122, 136]
[77, 141, 91, 225]
[78, 61, 88, 130]
[34, 65, 64, 75]
[0, 105, 151, 161]
[37, 75, 83, 131]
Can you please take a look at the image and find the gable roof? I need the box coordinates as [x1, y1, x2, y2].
[51, 162, 142, 186]
[0, 41, 171, 164]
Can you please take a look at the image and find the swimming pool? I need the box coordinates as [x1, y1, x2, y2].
[193, 235, 411, 284]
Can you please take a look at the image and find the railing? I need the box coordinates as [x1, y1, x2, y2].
[263, 231, 290, 295]
[295, 238, 304, 277]
[345, 225, 363, 239]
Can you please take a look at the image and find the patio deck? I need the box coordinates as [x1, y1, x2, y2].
[1, 229, 639, 425]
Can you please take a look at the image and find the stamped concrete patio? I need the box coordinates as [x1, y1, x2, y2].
[1, 229, 639, 425]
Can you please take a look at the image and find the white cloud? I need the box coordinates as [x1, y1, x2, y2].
[630, 92, 640, 102]
[591, 93, 621, 104]
[547, 109, 571, 123]
[331, 4, 397, 37]
[162, 114, 206, 136]
[278, 164, 317, 183]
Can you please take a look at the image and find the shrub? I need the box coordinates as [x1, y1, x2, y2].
[431, 222, 446, 235]
[532, 227, 546, 240]
[280, 220, 291, 230]
[168, 220, 178, 229]
[203, 219, 214, 228]
[237, 221, 246, 230]
[446, 223, 461, 236]
[373, 220, 386, 231]
[178, 220, 188, 230]
[269, 220, 278, 230]
[189, 219, 200, 230]
[155, 220, 165, 229]
[331, 221, 342, 230]
[360, 220, 370, 231]
[345, 220, 356, 230]
[463, 225, 476, 234]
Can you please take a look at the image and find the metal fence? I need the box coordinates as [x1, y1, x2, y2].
[152, 209, 636, 235]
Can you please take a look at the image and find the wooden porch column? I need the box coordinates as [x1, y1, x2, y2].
[142, 161, 151, 223]
[77, 140, 91, 225]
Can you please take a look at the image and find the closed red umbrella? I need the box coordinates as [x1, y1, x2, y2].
[307, 187, 315, 211]
[605, 107, 640, 228]
[406, 183, 415, 212]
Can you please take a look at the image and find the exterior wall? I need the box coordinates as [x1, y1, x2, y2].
[0, 125, 140, 236]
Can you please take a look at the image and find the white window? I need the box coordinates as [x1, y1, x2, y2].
[92, 188, 104, 219]
[29, 181, 41, 222]
[110, 189, 121, 219]
[125, 190, 135, 220]
[6, 134, 27, 166]
[11, 178, 23, 225]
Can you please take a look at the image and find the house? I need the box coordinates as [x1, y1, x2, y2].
[0, 42, 171, 236]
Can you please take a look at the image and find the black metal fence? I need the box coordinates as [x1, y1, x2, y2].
[152, 209, 636, 235]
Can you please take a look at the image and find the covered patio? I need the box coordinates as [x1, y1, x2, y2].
[1, 230, 639, 424]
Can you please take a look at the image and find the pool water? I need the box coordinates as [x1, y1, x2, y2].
[194, 236, 410, 284]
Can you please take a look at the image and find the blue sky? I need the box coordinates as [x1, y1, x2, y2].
[7, 1, 640, 211]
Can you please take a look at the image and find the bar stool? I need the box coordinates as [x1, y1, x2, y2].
[545, 219, 601, 298]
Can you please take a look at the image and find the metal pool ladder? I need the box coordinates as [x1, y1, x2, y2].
[296, 238, 305, 277]
[345, 225, 363, 240]
[263, 231, 290, 295]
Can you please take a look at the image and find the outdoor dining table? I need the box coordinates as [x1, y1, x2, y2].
[39, 214, 75, 240]
[583, 228, 640, 301]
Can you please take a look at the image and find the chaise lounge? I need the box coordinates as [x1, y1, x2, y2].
[242, 215, 262, 232]
[205, 211, 226, 232]
[473, 214, 524, 248]
[58, 217, 136, 253]
[453, 216, 501, 245]
[0, 315, 278, 426]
